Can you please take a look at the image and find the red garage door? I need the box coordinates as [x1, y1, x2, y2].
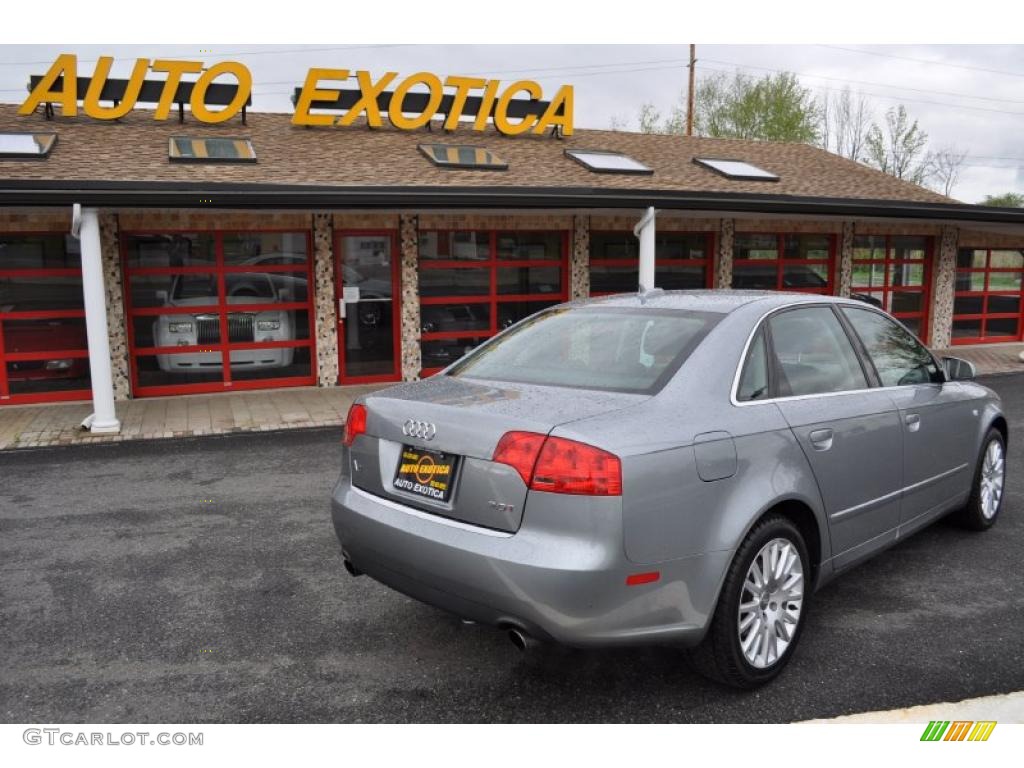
[0, 233, 91, 405]
[122, 230, 316, 397]
[952, 247, 1024, 344]
[851, 235, 932, 341]
[417, 230, 568, 376]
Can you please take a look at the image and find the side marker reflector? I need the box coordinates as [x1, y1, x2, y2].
[626, 571, 660, 586]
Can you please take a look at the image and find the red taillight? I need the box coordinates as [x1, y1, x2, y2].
[492, 431, 546, 485]
[492, 431, 622, 496]
[343, 403, 367, 447]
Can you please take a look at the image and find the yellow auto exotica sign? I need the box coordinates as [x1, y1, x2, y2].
[19, 54, 574, 136]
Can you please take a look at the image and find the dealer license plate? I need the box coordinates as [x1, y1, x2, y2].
[393, 445, 458, 502]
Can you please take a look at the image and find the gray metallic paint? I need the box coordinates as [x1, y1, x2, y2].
[330, 291, 1005, 648]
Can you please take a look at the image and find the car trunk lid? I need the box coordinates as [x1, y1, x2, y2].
[349, 375, 643, 531]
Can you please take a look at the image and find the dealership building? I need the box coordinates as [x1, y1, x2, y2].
[1, 91, 1023, 427]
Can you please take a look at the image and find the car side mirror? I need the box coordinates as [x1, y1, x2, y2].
[942, 356, 976, 382]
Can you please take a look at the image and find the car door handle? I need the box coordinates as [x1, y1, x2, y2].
[904, 413, 921, 433]
[809, 428, 834, 451]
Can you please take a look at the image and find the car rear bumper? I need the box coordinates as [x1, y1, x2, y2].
[330, 477, 732, 648]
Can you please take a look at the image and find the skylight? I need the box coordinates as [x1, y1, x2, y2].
[693, 158, 779, 181]
[169, 137, 257, 163]
[418, 144, 508, 170]
[0, 132, 56, 159]
[566, 149, 653, 175]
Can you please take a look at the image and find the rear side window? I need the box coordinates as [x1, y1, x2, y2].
[841, 306, 942, 387]
[447, 306, 720, 394]
[737, 328, 769, 401]
[768, 307, 868, 396]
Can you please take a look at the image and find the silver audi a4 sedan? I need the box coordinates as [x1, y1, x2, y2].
[331, 291, 1007, 687]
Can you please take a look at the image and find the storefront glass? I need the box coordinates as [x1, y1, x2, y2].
[589, 231, 712, 294]
[0, 233, 91, 403]
[952, 247, 1024, 344]
[336, 233, 399, 383]
[122, 231, 315, 396]
[418, 230, 567, 374]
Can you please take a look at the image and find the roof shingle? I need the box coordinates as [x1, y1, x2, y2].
[0, 103, 954, 204]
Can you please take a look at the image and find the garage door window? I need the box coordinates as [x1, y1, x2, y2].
[851, 235, 932, 340]
[732, 233, 835, 294]
[418, 230, 567, 375]
[589, 231, 713, 295]
[122, 231, 315, 397]
[0, 233, 90, 404]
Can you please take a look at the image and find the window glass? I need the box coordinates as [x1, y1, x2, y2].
[768, 307, 867, 396]
[735, 234, 778, 260]
[124, 234, 217, 268]
[222, 233, 308, 266]
[496, 232, 561, 261]
[418, 231, 490, 261]
[990, 250, 1024, 269]
[731, 264, 776, 290]
[421, 303, 491, 334]
[852, 235, 886, 260]
[782, 234, 830, 260]
[0, 234, 79, 269]
[737, 328, 769, 401]
[449, 307, 720, 394]
[842, 306, 941, 387]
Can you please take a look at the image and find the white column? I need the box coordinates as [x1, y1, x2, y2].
[634, 206, 657, 292]
[76, 207, 121, 434]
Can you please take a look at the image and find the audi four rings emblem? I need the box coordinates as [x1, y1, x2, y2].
[403, 419, 437, 441]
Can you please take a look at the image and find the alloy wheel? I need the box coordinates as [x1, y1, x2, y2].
[980, 439, 1005, 520]
[737, 537, 804, 669]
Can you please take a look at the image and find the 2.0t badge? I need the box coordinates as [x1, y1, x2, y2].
[402, 419, 437, 441]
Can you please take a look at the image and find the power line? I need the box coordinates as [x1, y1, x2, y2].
[700, 57, 1024, 106]
[696, 61, 1024, 118]
[816, 45, 1024, 79]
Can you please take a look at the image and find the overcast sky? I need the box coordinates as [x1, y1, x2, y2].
[1, 44, 1021, 204]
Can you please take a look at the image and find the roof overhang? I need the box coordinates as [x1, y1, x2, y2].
[0, 180, 1022, 226]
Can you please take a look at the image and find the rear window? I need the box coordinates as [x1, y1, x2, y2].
[446, 306, 720, 394]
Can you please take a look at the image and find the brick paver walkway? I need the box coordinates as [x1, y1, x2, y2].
[0, 385, 384, 451]
[2, 342, 1021, 452]
[934, 342, 1024, 376]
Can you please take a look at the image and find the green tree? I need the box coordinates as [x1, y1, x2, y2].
[634, 71, 819, 143]
[864, 105, 930, 184]
[981, 192, 1024, 207]
[694, 71, 820, 142]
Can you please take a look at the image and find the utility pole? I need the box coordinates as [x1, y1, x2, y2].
[686, 44, 697, 137]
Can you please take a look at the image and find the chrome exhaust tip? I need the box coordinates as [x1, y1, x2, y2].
[508, 628, 538, 652]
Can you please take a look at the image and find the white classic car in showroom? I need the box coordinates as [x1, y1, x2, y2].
[153, 273, 296, 373]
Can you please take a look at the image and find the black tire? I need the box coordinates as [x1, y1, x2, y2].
[953, 427, 1006, 531]
[688, 514, 810, 688]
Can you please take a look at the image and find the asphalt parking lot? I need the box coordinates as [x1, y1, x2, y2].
[2, 376, 1023, 723]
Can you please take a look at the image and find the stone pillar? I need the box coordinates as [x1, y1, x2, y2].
[837, 221, 855, 298]
[399, 214, 421, 381]
[928, 225, 959, 349]
[98, 212, 130, 400]
[715, 218, 734, 289]
[312, 213, 339, 387]
[570, 214, 590, 300]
